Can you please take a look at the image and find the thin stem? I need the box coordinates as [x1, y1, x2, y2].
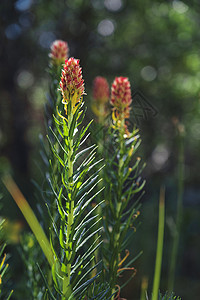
[62, 108, 74, 299]
[168, 126, 184, 292]
[152, 187, 165, 300]
[111, 118, 125, 299]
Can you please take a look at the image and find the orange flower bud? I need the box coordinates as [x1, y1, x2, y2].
[93, 76, 109, 104]
[110, 77, 132, 119]
[49, 40, 69, 65]
[59, 58, 85, 114]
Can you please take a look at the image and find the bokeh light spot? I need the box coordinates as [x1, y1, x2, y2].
[97, 19, 115, 36]
[5, 24, 22, 40]
[15, 0, 32, 11]
[152, 145, 169, 170]
[104, 0, 123, 12]
[141, 66, 157, 81]
[172, 0, 188, 14]
[17, 70, 34, 89]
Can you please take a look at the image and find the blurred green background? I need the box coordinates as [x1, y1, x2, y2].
[0, 0, 200, 299]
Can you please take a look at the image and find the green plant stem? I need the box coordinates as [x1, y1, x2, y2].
[111, 119, 125, 299]
[152, 187, 165, 300]
[168, 128, 184, 292]
[62, 109, 74, 299]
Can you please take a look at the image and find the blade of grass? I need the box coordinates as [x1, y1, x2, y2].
[152, 186, 165, 300]
[2, 175, 54, 267]
[6, 290, 14, 300]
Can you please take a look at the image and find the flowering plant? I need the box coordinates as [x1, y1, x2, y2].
[2, 40, 182, 300]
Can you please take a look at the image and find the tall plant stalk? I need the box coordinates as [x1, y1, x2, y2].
[102, 77, 145, 299]
[62, 106, 74, 298]
[5, 55, 107, 299]
[46, 57, 106, 299]
[110, 117, 125, 298]
[152, 187, 165, 300]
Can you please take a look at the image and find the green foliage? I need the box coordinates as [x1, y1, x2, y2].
[3, 1, 197, 296]
[158, 291, 182, 300]
[83, 281, 110, 300]
[46, 100, 104, 298]
[20, 233, 48, 299]
[102, 123, 145, 296]
[0, 219, 13, 300]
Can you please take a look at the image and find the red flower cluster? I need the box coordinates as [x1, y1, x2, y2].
[110, 77, 132, 118]
[93, 76, 109, 104]
[49, 40, 69, 65]
[60, 58, 85, 112]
